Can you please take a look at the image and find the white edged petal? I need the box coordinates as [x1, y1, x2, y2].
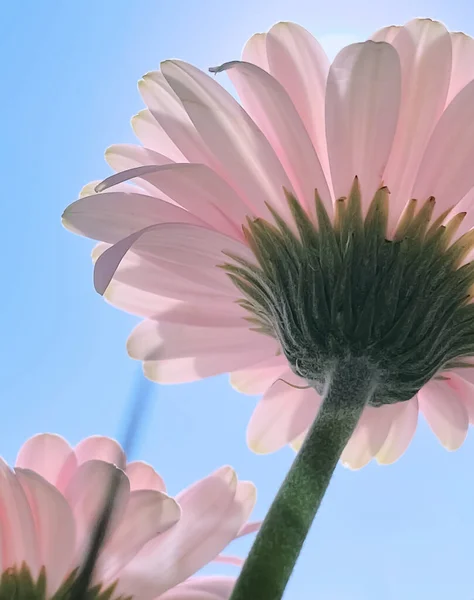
[161, 60, 294, 221]
[218, 59, 330, 216]
[247, 370, 321, 454]
[418, 378, 469, 450]
[326, 40, 401, 213]
[15, 433, 73, 488]
[15, 468, 76, 595]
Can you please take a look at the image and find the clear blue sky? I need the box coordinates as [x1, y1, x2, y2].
[2, 1, 474, 598]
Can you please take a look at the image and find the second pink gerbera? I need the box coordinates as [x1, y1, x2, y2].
[63, 18, 474, 468]
[3, 433, 257, 599]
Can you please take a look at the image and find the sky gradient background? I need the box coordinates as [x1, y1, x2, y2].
[3, 1, 474, 598]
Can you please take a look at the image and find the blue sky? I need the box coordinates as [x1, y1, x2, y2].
[3, 1, 474, 598]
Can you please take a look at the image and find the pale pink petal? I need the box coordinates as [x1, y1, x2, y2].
[242, 33, 269, 70]
[375, 397, 419, 465]
[15, 433, 73, 488]
[98, 489, 181, 585]
[103, 144, 176, 199]
[161, 60, 294, 221]
[79, 179, 151, 198]
[131, 109, 187, 162]
[126, 461, 166, 492]
[104, 281, 247, 326]
[105, 143, 174, 172]
[143, 349, 278, 385]
[412, 80, 474, 222]
[79, 180, 102, 198]
[159, 576, 236, 600]
[371, 25, 404, 45]
[15, 468, 76, 595]
[379, 19, 452, 230]
[74, 436, 125, 469]
[64, 460, 130, 559]
[266, 22, 331, 184]
[93, 222, 254, 296]
[0, 459, 38, 573]
[213, 554, 244, 566]
[127, 320, 270, 361]
[290, 431, 306, 452]
[220, 60, 330, 216]
[236, 520, 261, 538]
[97, 163, 251, 239]
[104, 282, 180, 319]
[94, 244, 239, 304]
[441, 372, 474, 424]
[247, 370, 321, 454]
[447, 32, 474, 105]
[230, 355, 288, 395]
[138, 71, 218, 167]
[341, 404, 399, 470]
[62, 191, 205, 243]
[115, 466, 247, 597]
[326, 40, 401, 212]
[418, 378, 469, 450]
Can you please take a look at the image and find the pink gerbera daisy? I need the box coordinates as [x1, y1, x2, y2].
[63, 18, 474, 468]
[0, 433, 257, 599]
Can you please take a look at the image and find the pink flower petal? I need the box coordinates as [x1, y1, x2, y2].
[62, 191, 205, 244]
[93, 243, 239, 306]
[0, 459, 38, 573]
[236, 520, 261, 538]
[74, 436, 126, 469]
[341, 405, 399, 470]
[104, 143, 174, 172]
[105, 281, 247, 326]
[126, 461, 166, 492]
[419, 378, 469, 450]
[213, 554, 244, 566]
[127, 320, 269, 362]
[98, 489, 181, 585]
[15, 468, 76, 595]
[116, 468, 254, 598]
[139, 70, 219, 168]
[375, 397, 419, 465]
[64, 460, 130, 559]
[266, 22, 331, 184]
[326, 40, 401, 213]
[376, 19, 452, 230]
[161, 60, 294, 221]
[242, 32, 269, 70]
[98, 163, 250, 240]
[143, 349, 278, 385]
[15, 433, 73, 488]
[159, 576, 236, 600]
[131, 109, 186, 161]
[230, 355, 288, 395]
[441, 372, 474, 424]
[412, 80, 474, 223]
[447, 32, 474, 105]
[220, 60, 330, 216]
[93, 222, 253, 296]
[371, 25, 403, 45]
[103, 144, 176, 200]
[247, 370, 321, 454]
[290, 430, 306, 452]
[79, 178, 150, 198]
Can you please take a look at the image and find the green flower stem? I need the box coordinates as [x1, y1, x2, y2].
[229, 357, 376, 600]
